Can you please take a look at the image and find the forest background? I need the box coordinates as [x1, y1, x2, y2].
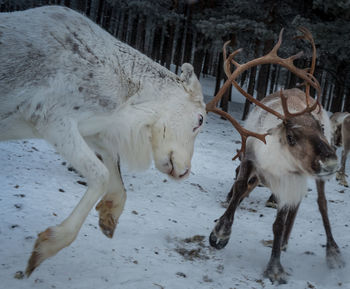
[1, 0, 349, 119]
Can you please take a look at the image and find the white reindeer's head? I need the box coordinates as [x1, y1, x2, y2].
[151, 64, 206, 179]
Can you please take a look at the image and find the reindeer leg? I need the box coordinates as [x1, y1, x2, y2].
[281, 203, 300, 251]
[210, 159, 258, 249]
[224, 164, 240, 204]
[26, 118, 109, 276]
[336, 149, 349, 187]
[95, 154, 126, 238]
[263, 207, 288, 284]
[316, 179, 345, 268]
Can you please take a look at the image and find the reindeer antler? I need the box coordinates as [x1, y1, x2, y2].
[206, 27, 320, 160]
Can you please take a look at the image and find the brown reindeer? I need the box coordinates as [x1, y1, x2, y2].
[330, 112, 350, 187]
[206, 28, 345, 284]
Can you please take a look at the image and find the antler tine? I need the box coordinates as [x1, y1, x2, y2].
[209, 106, 268, 160]
[279, 27, 321, 118]
[222, 41, 284, 120]
[269, 28, 284, 57]
[206, 42, 268, 160]
[296, 27, 319, 109]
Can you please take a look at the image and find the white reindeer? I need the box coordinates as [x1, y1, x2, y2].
[0, 6, 206, 275]
[206, 28, 345, 284]
[330, 112, 350, 186]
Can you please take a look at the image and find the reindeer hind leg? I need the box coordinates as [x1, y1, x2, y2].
[94, 152, 127, 238]
[336, 148, 349, 187]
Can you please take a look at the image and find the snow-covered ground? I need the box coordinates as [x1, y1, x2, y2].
[1, 75, 350, 289]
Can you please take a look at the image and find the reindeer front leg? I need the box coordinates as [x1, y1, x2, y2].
[95, 153, 126, 238]
[209, 159, 258, 249]
[263, 207, 288, 284]
[316, 179, 345, 268]
[26, 118, 109, 276]
[281, 204, 300, 250]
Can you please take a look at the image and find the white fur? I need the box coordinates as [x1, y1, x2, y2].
[0, 6, 206, 272]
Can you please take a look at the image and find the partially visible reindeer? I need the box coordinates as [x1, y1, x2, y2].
[330, 112, 350, 186]
[0, 6, 206, 275]
[206, 28, 345, 284]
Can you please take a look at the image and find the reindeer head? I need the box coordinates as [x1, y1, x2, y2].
[206, 27, 336, 174]
[151, 64, 206, 179]
[266, 106, 337, 178]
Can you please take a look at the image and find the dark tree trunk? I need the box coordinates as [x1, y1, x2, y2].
[326, 85, 334, 111]
[85, 0, 92, 17]
[102, 2, 113, 32]
[129, 14, 139, 48]
[76, 0, 86, 12]
[215, 52, 230, 113]
[193, 34, 206, 79]
[151, 26, 163, 62]
[202, 50, 211, 76]
[96, 0, 105, 24]
[322, 73, 329, 107]
[311, 64, 322, 98]
[284, 70, 291, 89]
[344, 88, 350, 112]
[120, 11, 129, 42]
[136, 14, 146, 53]
[240, 70, 248, 87]
[287, 71, 297, 89]
[220, 74, 231, 113]
[174, 19, 185, 74]
[274, 65, 281, 91]
[242, 39, 260, 120]
[161, 23, 175, 70]
[214, 52, 223, 95]
[269, 64, 277, 94]
[330, 62, 346, 112]
[256, 40, 273, 100]
[183, 5, 193, 64]
[64, 0, 70, 7]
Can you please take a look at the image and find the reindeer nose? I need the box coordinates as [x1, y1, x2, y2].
[317, 141, 336, 159]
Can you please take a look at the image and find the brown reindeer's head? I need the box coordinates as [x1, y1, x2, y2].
[270, 111, 338, 178]
[206, 27, 335, 172]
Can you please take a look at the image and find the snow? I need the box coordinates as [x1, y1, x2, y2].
[1, 75, 350, 289]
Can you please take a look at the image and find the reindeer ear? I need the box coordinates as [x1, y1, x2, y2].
[180, 63, 202, 97]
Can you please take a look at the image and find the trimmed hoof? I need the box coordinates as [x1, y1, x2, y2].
[209, 231, 229, 249]
[263, 261, 288, 284]
[25, 228, 52, 277]
[96, 200, 118, 238]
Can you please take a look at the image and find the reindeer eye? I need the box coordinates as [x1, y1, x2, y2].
[286, 134, 296, 146]
[198, 114, 203, 126]
[193, 114, 204, 132]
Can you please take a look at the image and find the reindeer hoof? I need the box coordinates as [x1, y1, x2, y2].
[98, 213, 116, 238]
[96, 200, 117, 238]
[263, 262, 288, 284]
[25, 228, 52, 277]
[327, 246, 345, 269]
[336, 172, 348, 187]
[209, 232, 229, 249]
